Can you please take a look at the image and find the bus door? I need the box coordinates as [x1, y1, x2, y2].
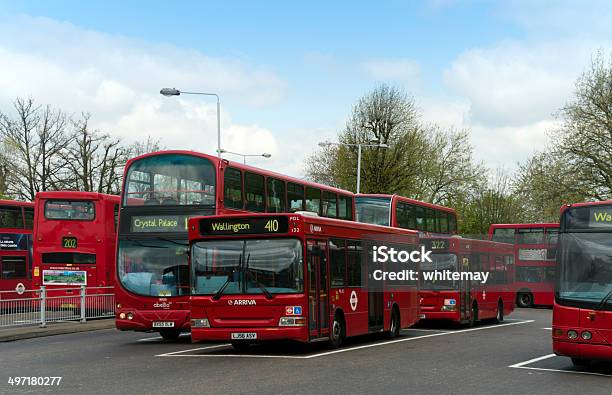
[460, 256, 470, 321]
[368, 291, 384, 332]
[307, 240, 329, 340]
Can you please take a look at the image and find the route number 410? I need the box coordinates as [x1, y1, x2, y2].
[265, 219, 279, 232]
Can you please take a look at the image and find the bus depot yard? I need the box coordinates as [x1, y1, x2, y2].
[0, 309, 610, 394]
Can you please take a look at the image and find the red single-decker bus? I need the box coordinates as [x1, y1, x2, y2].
[553, 201, 612, 366]
[188, 213, 420, 350]
[419, 236, 515, 326]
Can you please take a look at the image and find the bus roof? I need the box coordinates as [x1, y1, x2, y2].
[0, 199, 34, 208]
[189, 212, 419, 241]
[36, 191, 121, 202]
[356, 193, 456, 214]
[559, 200, 612, 214]
[489, 223, 559, 229]
[126, 150, 355, 196]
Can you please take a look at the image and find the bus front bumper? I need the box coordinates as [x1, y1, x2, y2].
[553, 339, 612, 362]
[191, 326, 308, 343]
[115, 309, 191, 332]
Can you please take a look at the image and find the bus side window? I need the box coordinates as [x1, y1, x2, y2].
[415, 206, 425, 231]
[395, 202, 407, 228]
[24, 208, 34, 230]
[338, 195, 353, 220]
[305, 187, 321, 215]
[448, 213, 457, 234]
[405, 204, 416, 230]
[330, 238, 346, 287]
[266, 177, 286, 213]
[113, 204, 119, 231]
[245, 172, 265, 212]
[347, 240, 362, 286]
[437, 211, 449, 234]
[426, 208, 436, 232]
[224, 167, 243, 210]
[322, 191, 338, 218]
[287, 183, 305, 212]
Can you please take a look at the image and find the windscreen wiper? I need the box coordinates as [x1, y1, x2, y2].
[212, 254, 241, 300]
[155, 236, 188, 246]
[596, 288, 612, 310]
[245, 254, 273, 299]
[123, 237, 165, 249]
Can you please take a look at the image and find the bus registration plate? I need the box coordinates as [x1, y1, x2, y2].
[152, 322, 174, 328]
[231, 332, 257, 340]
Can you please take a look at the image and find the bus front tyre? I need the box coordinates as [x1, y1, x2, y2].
[517, 292, 533, 308]
[571, 357, 591, 367]
[159, 329, 181, 340]
[328, 315, 344, 349]
[385, 309, 400, 339]
[495, 301, 504, 323]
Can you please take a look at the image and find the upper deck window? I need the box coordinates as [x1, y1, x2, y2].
[124, 154, 216, 207]
[355, 196, 391, 226]
[45, 200, 95, 221]
[517, 228, 544, 244]
[0, 206, 24, 228]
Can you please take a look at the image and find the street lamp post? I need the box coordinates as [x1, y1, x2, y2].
[160, 88, 221, 158]
[217, 149, 271, 164]
[318, 141, 388, 194]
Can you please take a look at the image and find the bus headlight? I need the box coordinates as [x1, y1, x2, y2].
[567, 330, 578, 339]
[581, 331, 592, 340]
[127, 313, 134, 320]
[279, 317, 305, 326]
[119, 312, 126, 319]
[191, 318, 210, 328]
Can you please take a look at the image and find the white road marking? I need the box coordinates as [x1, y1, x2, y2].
[509, 353, 557, 368]
[509, 354, 612, 377]
[156, 344, 232, 356]
[157, 320, 534, 359]
[138, 333, 191, 342]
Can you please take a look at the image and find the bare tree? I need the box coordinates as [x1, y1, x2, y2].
[0, 98, 69, 200]
[63, 114, 128, 195]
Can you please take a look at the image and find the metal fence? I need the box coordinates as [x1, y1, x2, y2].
[0, 286, 114, 328]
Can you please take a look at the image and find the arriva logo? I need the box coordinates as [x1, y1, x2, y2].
[310, 224, 322, 233]
[229, 299, 257, 306]
[153, 302, 171, 308]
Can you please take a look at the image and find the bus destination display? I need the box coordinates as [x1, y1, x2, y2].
[200, 217, 289, 236]
[130, 215, 189, 233]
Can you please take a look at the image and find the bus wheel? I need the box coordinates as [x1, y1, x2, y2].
[517, 292, 533, 308]
[328, 314, 344, 349]
[495, 301, 504, 323]
[386, 309, 400, 339]
[231, 342, 250, 352]
[470, 304, 478, 327]
[159, 329, 181, 340]
[571, 357, 591, 367]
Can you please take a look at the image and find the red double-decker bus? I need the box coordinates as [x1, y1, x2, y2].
[0, 200, 34, 298]
[553, 201, 612, 366]
[32, 191, 120, 302]
[115, 151, 355, 339]
[489, 223, 559, 307]
[355, 194, 457, 234]
[188, 213, 420, 350]
[418, 236, 515, 326]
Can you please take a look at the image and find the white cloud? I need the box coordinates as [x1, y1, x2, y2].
[363, 59, 421, 87]
[0, 15, 291, 173]
[442, 40, 605, 127]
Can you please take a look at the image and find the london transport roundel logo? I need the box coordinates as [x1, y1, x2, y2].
[15, 283, 26, 295]
[350, 291, 358, 311]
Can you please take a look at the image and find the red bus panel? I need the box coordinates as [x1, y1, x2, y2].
[0, 200, 34, 299]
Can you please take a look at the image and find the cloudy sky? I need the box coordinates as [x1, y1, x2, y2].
[0, 0, 610, 177]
